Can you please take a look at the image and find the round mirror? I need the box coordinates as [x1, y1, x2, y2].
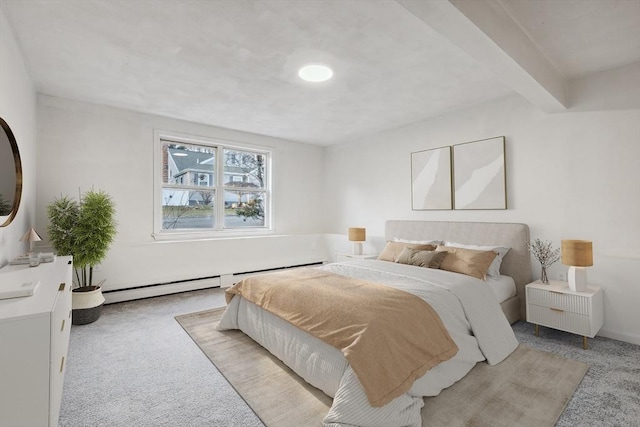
[0, 117, 22, 227]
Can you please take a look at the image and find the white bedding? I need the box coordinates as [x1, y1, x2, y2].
[486, 274, 516, 303]
[218, 259, 518, 427]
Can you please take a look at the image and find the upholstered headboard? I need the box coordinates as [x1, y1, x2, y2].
[385, 220, 532, 320]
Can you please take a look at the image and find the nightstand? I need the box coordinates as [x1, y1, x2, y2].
[526, 280, 603, 349]
[336, 253, 378, 262]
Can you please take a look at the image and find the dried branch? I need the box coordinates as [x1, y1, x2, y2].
[527, 238, 561, 267]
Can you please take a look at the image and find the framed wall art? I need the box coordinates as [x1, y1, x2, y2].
[452, 136, 506, 210]
[411, 146, 452, 210]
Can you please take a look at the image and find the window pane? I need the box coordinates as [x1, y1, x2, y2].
[223, 149, 265, 189]
[162, 189, 215, 230]
[163, 141, 215, 187]
[224, 191, 265, 228]
[156, 133, 271, 235]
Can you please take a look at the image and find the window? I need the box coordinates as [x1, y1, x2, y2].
[154, 131, 271, 237]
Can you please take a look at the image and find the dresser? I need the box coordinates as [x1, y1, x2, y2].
[526, 280, 603, 349]
[0, 256, 73, 427]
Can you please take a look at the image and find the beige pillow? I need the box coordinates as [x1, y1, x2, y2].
[436, 245, 497, 280]
[394, 247, 448, 269]
[410, 250, 448, 269]
[395, 246, 416, 264]
[377, 241, 437, 262]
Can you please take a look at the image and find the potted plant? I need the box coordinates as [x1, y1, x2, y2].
[47, 189, 117, 324]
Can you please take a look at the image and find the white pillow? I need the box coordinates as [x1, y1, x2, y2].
[443, 241, 510, 277]
[392, 237, 442, 245]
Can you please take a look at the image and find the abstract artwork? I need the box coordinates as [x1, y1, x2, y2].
[453, 136, 506, 210]
[411, 146, 452, 210]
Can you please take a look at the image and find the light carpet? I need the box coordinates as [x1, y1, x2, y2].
[176, 307, 589, 427]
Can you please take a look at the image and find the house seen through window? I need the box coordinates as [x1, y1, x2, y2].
[159, 137, 269, 233]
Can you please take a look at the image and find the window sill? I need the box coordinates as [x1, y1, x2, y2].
[152, 228, 276, 242]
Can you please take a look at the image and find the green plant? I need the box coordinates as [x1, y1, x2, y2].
[47, 189, 117, 288]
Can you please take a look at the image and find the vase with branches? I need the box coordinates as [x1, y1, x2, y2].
[527, 238, 560, 284]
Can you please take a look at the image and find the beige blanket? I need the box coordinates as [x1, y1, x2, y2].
[225, 268, 458, 407]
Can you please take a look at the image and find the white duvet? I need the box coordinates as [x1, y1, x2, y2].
[217, 259, 518, 427]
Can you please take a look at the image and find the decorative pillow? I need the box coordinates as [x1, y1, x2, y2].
[394, 247, 414, 264]
[392, 237, 442, 245]
[377, 241, 437, 262]
[409, 250, 448, 269]
[436, 245, 498, 280]
[444, 241, 510, 277]
[394, 247, 448, 269]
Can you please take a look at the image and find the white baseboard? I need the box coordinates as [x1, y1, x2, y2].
[598, 327, 640, 346]
[103, 277, 220, 304]
[102, 261, 324, 304]
[219, 262, 324, 288]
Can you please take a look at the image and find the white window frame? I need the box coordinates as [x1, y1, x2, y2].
[153, 129, 274, 240]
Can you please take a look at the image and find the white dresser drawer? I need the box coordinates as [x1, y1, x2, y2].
[49, 263, 73, 427]
[527, 287, 591, 315]
[51, 282, 72, 359]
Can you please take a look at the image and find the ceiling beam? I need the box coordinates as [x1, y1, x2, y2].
[397, 0, 568, 112]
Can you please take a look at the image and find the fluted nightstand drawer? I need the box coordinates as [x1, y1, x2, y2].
[527, 304, 594, 337]
[527, 286, 591, 315]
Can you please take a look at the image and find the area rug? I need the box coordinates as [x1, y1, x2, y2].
[176, 308, 589, 427]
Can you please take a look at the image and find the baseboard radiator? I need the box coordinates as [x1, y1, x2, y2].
[103, 262, 324, 304]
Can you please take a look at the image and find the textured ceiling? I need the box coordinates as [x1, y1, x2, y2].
[502, 0, 640, 78]
[2, 0, 639, 145]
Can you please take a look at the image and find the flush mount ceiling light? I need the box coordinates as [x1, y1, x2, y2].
[298, 64, 333, 83]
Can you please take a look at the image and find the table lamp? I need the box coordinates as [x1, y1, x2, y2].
[561, 240, 593, 292]
[20, 227, 42, 253]
[348, 227, 366, 255]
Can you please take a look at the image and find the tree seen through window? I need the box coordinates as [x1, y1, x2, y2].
[160, 140, 268, 231]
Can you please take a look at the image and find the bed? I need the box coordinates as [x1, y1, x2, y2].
[384, 220, 532, 323]
[218, 220, 532, 426]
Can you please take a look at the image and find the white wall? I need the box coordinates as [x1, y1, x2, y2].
[323, 68, 640, 345]
[0, 8, 37, 265]
[7, 3, 638, 344]
[35, 96, 326, 292]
